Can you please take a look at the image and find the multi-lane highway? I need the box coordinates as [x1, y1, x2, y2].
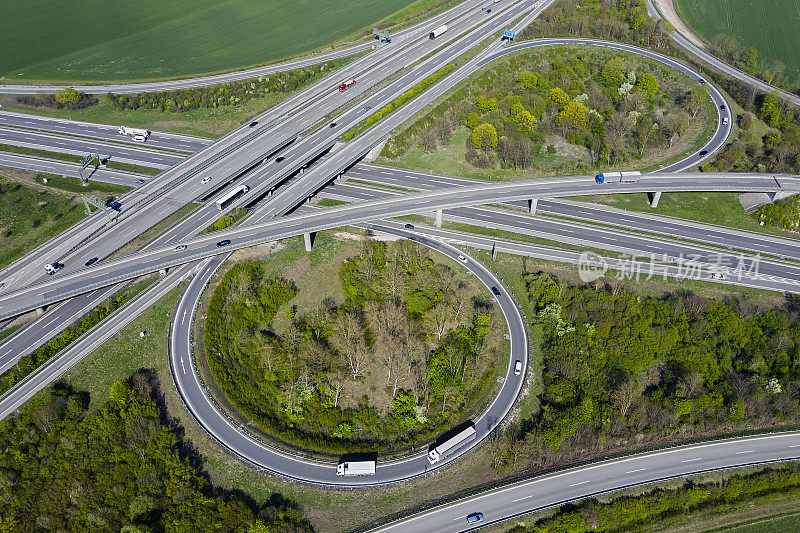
[1, 172, 798, 320]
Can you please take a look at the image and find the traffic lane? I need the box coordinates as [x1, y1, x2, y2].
[444, 206, 800, 281]
[345, 165, 800, 261]
[376, 432, 800, 533]
[319, 185, 800, 288]
[0, 264, 194, 421]
[0, 111, 209, 153]
[0, 152, 148, 188]
[171, 226, 526, 485]
[0, 284, 122, 373]
[0, 127, 182, 168]
[537, 199, 800, 259]
[2, 172, 800, 316]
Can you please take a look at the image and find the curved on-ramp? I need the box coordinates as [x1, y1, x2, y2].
[169, 226, 528, 486]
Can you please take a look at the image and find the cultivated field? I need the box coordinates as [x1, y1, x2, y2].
[0, 0, 412, 82]
[674, 0, 800, 75]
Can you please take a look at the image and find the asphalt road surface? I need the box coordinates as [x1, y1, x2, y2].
[373, 431, 800, 532]
[1, 172, 798, 320]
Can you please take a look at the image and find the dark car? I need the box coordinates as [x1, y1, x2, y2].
[249, 121, 258, 127]
[135, 178, 146, 184]
[467, 512, 484, 524]
[699, 150, 708, 156]
[275, 157, 285, 163]
[363, 105, 371, 111]
[404, 223, 414, 229]
[491, 286, 501, 296]
[84, 257, 98, 266]
[329, 122, 337, 128]
[486, 7, 491, 12]
[217, 240, 231, 247]
[698, 78, 706, 84]
[720, 104, 726, 110]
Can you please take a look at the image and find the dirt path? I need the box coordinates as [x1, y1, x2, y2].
[652, 0, 708, 49]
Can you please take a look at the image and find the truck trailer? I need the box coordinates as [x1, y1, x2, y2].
[428, 422, 476, 464]
[215, 185, 250, 210]
[338, 79, 356, 91]
[595, 171, 641, 184]
[336, 460, 376, 476]
[429, 25, 448, 39]
[118, 126, 150, 138]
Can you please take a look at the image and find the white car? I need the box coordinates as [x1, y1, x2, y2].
[201, 176, 212, 184]
[514, 360, 522, 376]
[174, 245, 187, 251]
[132, 134, 147, 143]
[710, 272, 727, 280]
[457, 254, 468, 264]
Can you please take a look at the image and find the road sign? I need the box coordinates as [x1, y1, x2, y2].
[503, 29, 515, 40]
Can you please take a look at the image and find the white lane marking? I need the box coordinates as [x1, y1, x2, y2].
[789, 444, 800, 448]
[680, 457, 701, 463]
[626, 468, 646, 474]
[181, 309, 187, 325]
[570, 480, 590, 487]
[180, 357, 186, 375]
[735, 450, 754, 454]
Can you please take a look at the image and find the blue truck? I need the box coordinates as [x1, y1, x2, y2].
[595, 171, 641, 184]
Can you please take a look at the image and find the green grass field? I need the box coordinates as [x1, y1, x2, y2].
[0, 0, 413, 82]
[674, 0, 800, 76]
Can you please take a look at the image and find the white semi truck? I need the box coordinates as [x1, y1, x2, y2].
[429, 25, 448, 39]
[336, 460, 376, 476]
[595, 171, 641, 184]
[428, 422, 476, 464]
[118, 126, 150, 138]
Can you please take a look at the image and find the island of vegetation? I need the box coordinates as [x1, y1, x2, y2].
[380, 45, 714, 179]
[201, 233, 507, 455]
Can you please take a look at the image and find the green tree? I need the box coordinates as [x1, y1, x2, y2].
[54, 87, 82, 108]
[515, 109, 538, 134]
[548, 87, 571, 109]
[742, 47, 758, 72]
[602, 56, 626, 86]
[636, 73, 659, 99]
[471, 122, 499, 151]
[476, 94, 498, 112]
[556, 101, 589, 135]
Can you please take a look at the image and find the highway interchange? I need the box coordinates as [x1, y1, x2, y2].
[1, 0, 800, 530]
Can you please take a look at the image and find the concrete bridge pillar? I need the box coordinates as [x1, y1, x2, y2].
[435, 209, 443, 228]
[649, 191, 662, 208]
[528, 198, 538, 215]
[304, 232, 315, 252]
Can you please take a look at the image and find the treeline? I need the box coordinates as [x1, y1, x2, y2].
[203, 240, 500, 454]
[0, 281, 148, 395]
[0, 375, 310, 532]
[13, 87, 97, 110]
[512, 464, 800, 532]
[108, 55, 355, 113]
[387, 46, 706, 171]
[488, 270, 800, 471]
[520, 0, 674, 53]
[707, 34, 798, 94]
